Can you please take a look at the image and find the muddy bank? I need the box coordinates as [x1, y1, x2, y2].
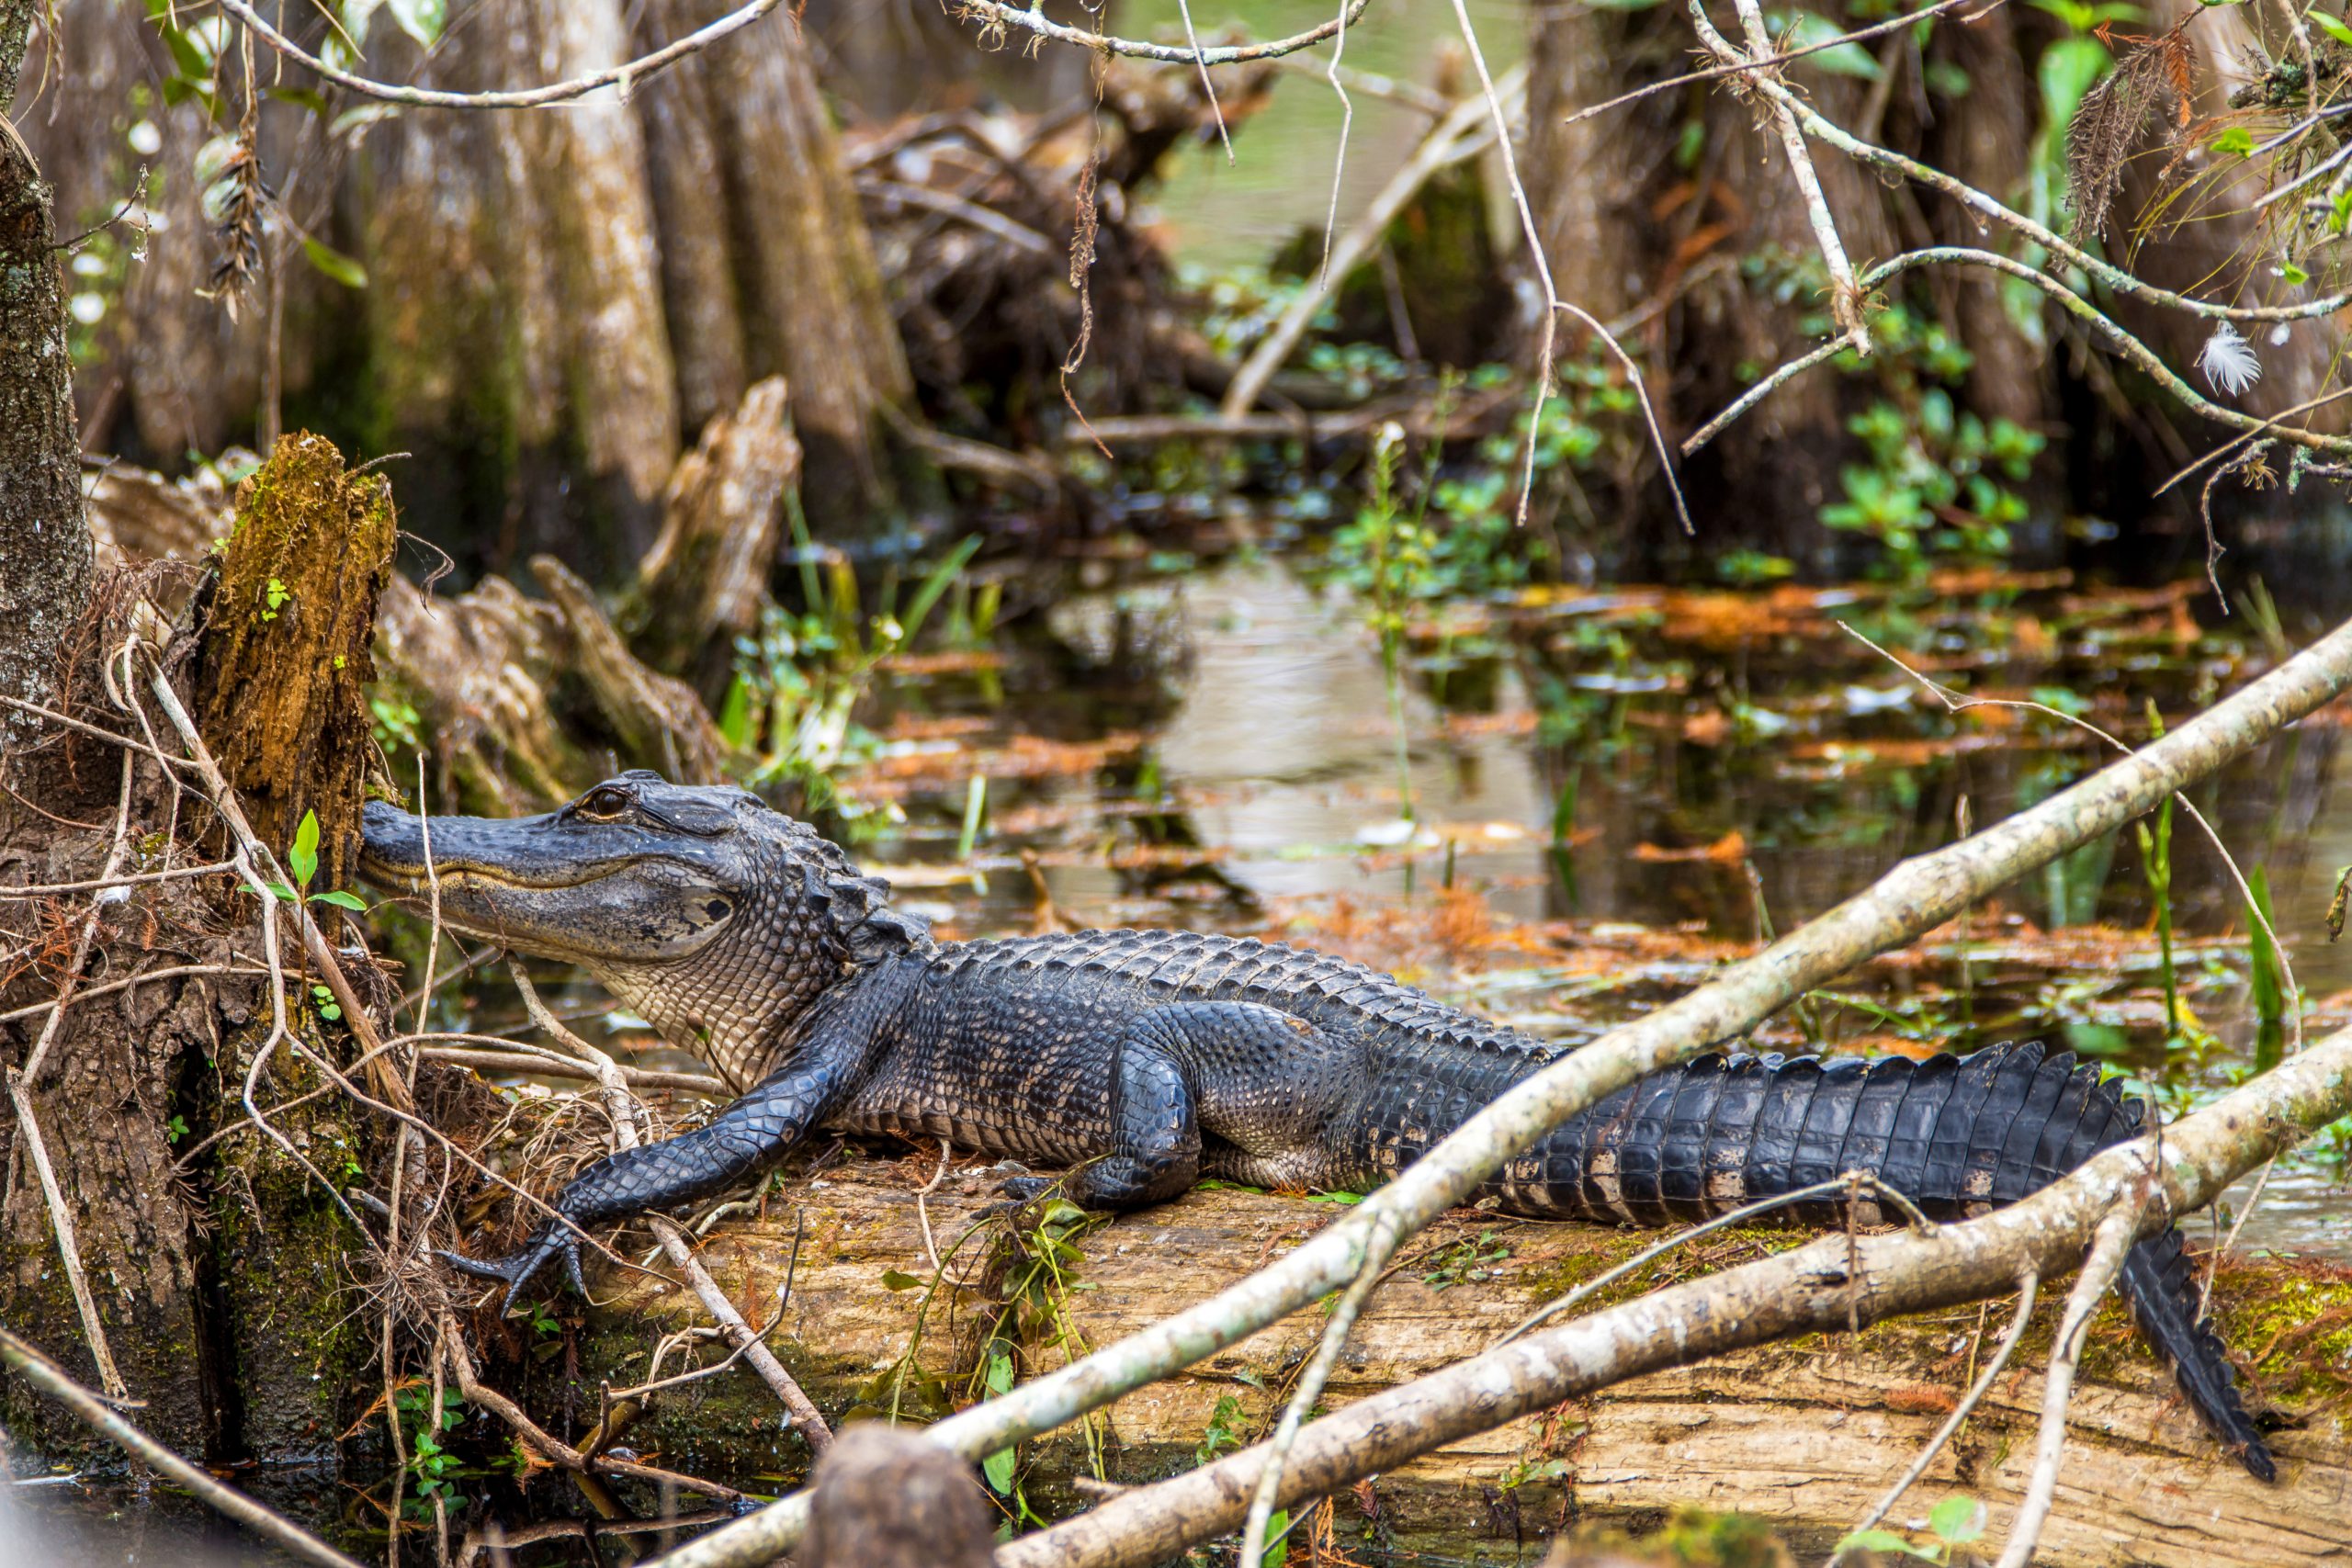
[448, 1153, 2352, 1567]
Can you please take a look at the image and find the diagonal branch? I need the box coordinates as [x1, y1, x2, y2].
[952, 0, 1372, 65]
[218, 0, 786, 112]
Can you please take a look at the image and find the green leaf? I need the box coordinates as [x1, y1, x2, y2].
[311, 889, 368, 911]
[1770, 11, 1884, 77]
[1264, 1509, 1289, 1568]
[1834, 1529, 1933, 1559]
[2039, 37, 2113, 132]
[1928, 1495, 1987, 1544]
[2315, 9, 2352, 44]
[2283, 261, 2311, 286]
[386, 0, 447, 46]
[984, 1352, 1016, 1395]
[2211, 126, 2256, 157]
[342, 0, 385, 49]
[328, 103, 402, 141]
[301, 236, 368, 290]
[246, 880, 300, 902]
[266, 86, 331, 118]
[289, 809, 322, 891]
[878, 1269, 925, 1292]
[981, 1447, 1015, 1494]
[160, 24, 214, 77]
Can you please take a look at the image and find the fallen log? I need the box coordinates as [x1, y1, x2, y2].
[505, 1151, 2352, 1568]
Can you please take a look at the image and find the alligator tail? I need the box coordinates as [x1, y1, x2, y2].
[1475, 1042, 2272, 1479]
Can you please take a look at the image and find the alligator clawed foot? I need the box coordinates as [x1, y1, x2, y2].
[996, 1174, 1056, 1204]
[437, 1222, 587, 1314]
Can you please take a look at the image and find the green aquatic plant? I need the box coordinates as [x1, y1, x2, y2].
[1836, 1493, 1987, 1563]
[721, 515, 982, 831]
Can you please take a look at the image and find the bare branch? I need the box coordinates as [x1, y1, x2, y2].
[1691, 0, 1868, 349]
[1832, 1270, 2039, 1562]
[952, 0, 1371, 66]
[217, 0, 785, 112]
[1991, 1204, 2141, 1568]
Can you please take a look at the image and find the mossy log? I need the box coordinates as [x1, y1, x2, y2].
[500, 1155, 2352, 1568]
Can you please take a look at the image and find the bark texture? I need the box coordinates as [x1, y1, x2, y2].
[623, 377, 799, 697]
[16, 0, 273, 465]
[22, 0, 920, 581]
[532, 1157, 2352, 1568]
[353, 0, 679, 581]
[800, 1423, 994, 1568]
[0, 3, 95, 749]
[633, 0, 918, 531]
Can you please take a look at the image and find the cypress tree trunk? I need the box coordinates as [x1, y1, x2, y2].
[635, 0, 926, 534]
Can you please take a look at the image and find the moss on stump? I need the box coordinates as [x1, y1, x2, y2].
[192, 433, 395, 886]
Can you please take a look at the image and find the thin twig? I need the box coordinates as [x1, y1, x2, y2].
[7, 748, 140, 1398]
[438, 1317, 748, 1502]
[1702, 248, 2352, 459]
[1734, 67, 2352, 326]
[0, 1328, 364, 1568]
[1172, 0, 1233, 163]
[218, 0, 786, 111]
[508, 965, 834, 1455]
[1444, 0, 1555, 526]
[918, 1138, 955, 1273]
[1557, 302, 1695, 534]
[1317, 0, 1355, 286]
[1239, 1211, 1405, 1568]
[954, 0, 1372, 65]
[1695, 0, 1868, 350]
[413, 1043, 725, 1096]
[1501, 1171, 1934, 1347]
[1829, 1270, 2039, 1563]
[1990, 1203, 2140, 1568]
[1, 859, 235, 897]
[1221, 73, 1513, 418]
[1566, 0, 1997, 129]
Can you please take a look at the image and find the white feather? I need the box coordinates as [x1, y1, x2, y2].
[2199, 322, 2263, 398]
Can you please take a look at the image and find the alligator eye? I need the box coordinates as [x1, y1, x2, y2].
[704, 898, 731, 921]
[579, 786, 631, 818]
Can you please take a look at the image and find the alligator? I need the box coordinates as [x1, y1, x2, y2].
[359, 772, 2276, 1480]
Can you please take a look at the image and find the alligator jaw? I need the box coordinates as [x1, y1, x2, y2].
[357, 798, 736, 965]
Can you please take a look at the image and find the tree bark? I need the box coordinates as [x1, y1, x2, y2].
[14, 0, 272, 465]
[0, 0, 95, 746]
[355, 0, 680, 582]
[624, 376, 799, 697]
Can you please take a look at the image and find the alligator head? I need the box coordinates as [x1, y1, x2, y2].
[358, 772, 931, 1085]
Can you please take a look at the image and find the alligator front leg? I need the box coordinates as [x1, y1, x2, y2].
[446, 1026, 870, 1311]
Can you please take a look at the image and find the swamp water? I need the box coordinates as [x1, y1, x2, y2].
[21, 549, 2352, 1565]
